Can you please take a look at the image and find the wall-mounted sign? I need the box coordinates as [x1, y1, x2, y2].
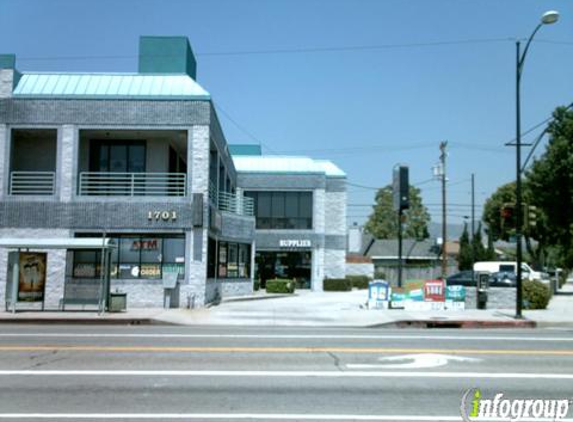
[148, 210, 178, 222]
[279, 239, 311, 248]
[18, 252, 47, 302]
[131, 239, 159, 251]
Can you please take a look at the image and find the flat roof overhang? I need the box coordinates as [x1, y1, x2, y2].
[0, 238, 115, 250]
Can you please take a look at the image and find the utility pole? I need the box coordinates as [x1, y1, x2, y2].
[471, 173, 476, 278]
[440, 141, 448, 279]
[471, 173, 475, 242]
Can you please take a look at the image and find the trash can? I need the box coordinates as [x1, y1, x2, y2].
[109, 292, 127, 312]
[477, 291, 488, 310]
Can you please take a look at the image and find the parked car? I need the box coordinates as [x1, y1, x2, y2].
[446, 270, 475, 287]
[488, 271, 517, 288]
[473, 261, 542, 281]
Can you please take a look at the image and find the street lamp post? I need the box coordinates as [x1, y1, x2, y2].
[514, 10, 559, 319]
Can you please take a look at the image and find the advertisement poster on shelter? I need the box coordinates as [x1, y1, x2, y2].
[18, 252, 47, 302]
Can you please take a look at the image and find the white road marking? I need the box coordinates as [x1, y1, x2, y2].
[0, 414, 570, 421]
[346, 353, 481, 369]
[0, 370, 572, 379]
[1, 333, 572, 342]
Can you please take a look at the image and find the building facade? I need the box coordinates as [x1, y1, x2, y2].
[231, 146, 347, 290]
[0, 37, 346, 310]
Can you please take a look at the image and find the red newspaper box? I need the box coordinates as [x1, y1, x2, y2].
[424, 280, 445, 302]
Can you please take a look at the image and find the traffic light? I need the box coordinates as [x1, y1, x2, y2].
[500, 203, 515, 231]
[525, 205, 537, 229]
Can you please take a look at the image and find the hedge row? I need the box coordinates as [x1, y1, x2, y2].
[346, 275, 371, 290]
[523, 279, 551, 310]
[323, 278, 352, 291]
[266, 279, 295, 294]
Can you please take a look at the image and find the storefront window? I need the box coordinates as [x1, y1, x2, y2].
[218, 242, 227, 278]
[227, 243, 238, 278]
[207, 239, 251, 279]
[73, 234, 185, 280]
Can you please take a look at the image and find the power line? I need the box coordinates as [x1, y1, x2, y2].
[14, 38, 516, 63]
[212, 101, 280, 155]
[535, 39, 573, 46]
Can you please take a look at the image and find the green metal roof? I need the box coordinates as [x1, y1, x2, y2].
[228, 144, 263, 156]
[232, 155, 346, 178]
[13, 73, 210, 99]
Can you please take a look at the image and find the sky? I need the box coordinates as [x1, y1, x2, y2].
[1, 0, 572, 232]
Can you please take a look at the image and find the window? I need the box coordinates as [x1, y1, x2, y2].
[245, 191, 313, 230]
[90, 140, 146, 173]
[207, 238, 251, 279]
[73, 234, 185, 280]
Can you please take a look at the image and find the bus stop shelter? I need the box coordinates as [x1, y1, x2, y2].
[0, 238, 115, 313]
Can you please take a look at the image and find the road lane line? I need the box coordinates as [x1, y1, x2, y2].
[0, 414, 571, 421]
[1, 333, 572, 342]
[0, 370, 573, 379]
[0, 345, 573, 355]
[0, 414, 459, 421]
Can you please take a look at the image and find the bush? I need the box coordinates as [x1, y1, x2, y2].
[266, 279, 295, 294]
[324, 278, 352, 291]
[347, 275, 371, 290]
[374, 270, 386, 280]
[254, 279, 260, 291]
[523, 279, 551, 310]
[559, 271, 568, 288]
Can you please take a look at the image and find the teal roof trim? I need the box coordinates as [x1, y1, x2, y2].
[13, 73, 210, 99]
[229, 144, 262, 156]
[233, 155, 346, 178]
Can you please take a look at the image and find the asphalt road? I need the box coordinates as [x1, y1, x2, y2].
[0, 325, 572, 421]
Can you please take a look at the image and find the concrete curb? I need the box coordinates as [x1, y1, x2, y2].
[220, 293, 296, 304]
[370, 319, 537, 329]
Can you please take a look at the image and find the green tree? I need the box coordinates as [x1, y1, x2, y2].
[472, 222, 488, 261]
[482, 182, 517, 242]
[526, 105, 573, 268]
[482, 181, 546, 266]
[364, 185, 430, 239]
[457, 223, 473, 270]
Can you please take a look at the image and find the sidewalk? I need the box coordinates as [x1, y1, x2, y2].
[1, 282, 572, 328]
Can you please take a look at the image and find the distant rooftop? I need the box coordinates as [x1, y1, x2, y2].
[5, 36, 211, 100]
[230, 144, 346, 178]
[13, 73, 210, 99]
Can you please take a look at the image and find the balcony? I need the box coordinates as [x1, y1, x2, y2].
[209, 183, 254, 217]
[78, 172, 186, 197]
[9, 171, 56, 196]
[8, 128, 57, 196]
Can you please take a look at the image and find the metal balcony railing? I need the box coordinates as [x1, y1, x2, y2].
[79, 172, 186, 197]
[209, 183, 254, 216]
[9, 171, 56, 195]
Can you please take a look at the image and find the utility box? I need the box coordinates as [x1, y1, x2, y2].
[109, 292, 127, 312]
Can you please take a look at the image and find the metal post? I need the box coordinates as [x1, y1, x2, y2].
[471, 173, 475, 282]
[515, 40, 523, 319]
[397, 209, 403, 289]
[11, 252, 19, 314]
[440, 142, 448, 279]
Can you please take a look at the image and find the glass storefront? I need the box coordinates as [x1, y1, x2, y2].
[255, 251, 312, 289]
[73, 234, 185, 280]
[207, 238, 252, 279]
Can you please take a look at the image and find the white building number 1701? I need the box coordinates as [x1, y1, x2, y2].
[148, 211, 178, 222]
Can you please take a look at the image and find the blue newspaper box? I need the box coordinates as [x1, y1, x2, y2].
[368, 280, 390, 309]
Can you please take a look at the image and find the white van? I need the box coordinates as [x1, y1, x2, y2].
[473, 261, 542, 281]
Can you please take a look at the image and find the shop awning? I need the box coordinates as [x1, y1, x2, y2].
[0, 238, 115, 250]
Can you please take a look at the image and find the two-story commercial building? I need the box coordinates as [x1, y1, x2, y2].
[230, 146, 347, 291]
[0, 36, 346, 310]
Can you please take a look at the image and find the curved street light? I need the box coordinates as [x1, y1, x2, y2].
[514, 10, 559, 319]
